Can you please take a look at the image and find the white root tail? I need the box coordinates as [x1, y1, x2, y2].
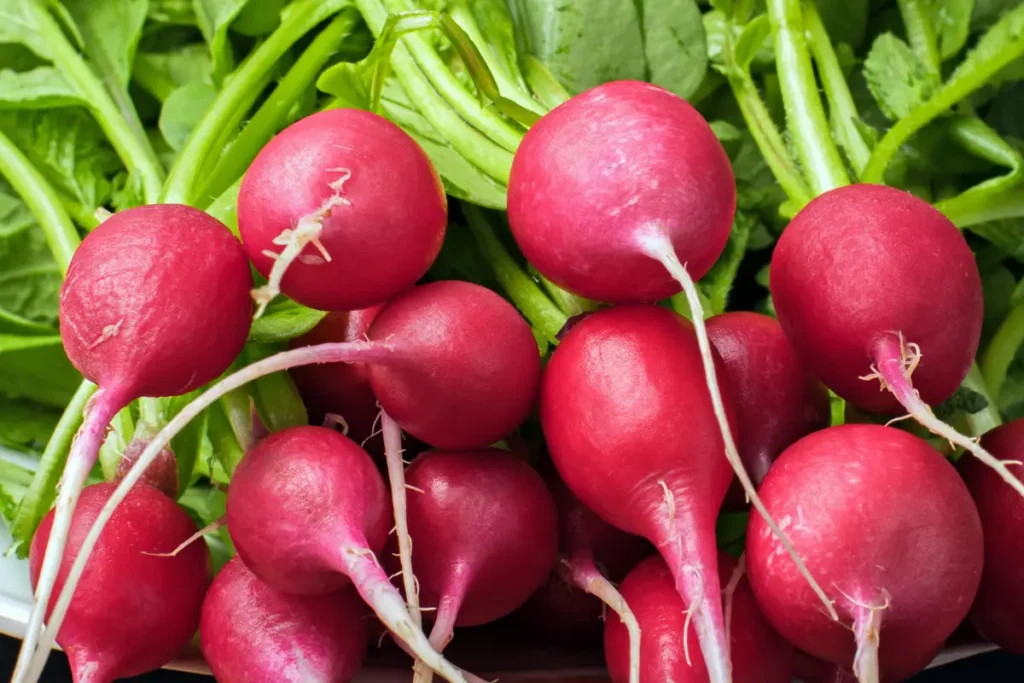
[870, 332, 1024, 500]
[851, 599, 887, 683]
[638, 230, 839, 624]
[562, 553, 641, 683]
[141, 517, 226, 558]
[13, 388, 127, 683]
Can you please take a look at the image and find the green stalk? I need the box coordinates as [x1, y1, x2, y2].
[0, 130, 79, 272]
[7, 382, 97, 557]
[765, 0, 850, 193]
[197, 10, 363, 205]
[722, 16, 813, 207]
[28, 2, 164, 203]
[161, 0, 352, 205]
[522, 55, 570, 109]
[528, 266, 598, 316]
[802, 2, 871, 174]
[206, 179, 242, 233]
[941, 187, 1024, 228]
[982, 302, 1024, 404]
[863, 3, 1024, 184]
[897, 0, 942, 78]
[935, 117, 1023, 225]
[463, 203, 566, 342]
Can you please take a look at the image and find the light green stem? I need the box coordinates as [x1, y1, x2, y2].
[982, 302, 1024, 404]
[765, 0, 850, 194]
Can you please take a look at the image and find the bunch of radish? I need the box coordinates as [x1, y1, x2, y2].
[14, 65, 1023, 683]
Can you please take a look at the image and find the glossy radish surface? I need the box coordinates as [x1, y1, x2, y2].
[747, 424, 983, 682]
[29, 483, 209, 683]
[605, 553, 793, 683]
[507, 80, 734, 304]
[201, 556, 369, 683]
[238, 108, 447, 313]
[961, 419, 1024, 653]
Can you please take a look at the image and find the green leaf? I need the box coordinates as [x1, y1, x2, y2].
[637, 0, 708, 100]
[97, 406, 134, 480]
[863, 33, 940, 121]
[935, 385, 990, 420]
[0, 109, 120, 214]
[972, 0, 1019, 30]
[159, 80, 218, 150]
[698, 213, 754, 316]
[149, 0, 196, 25]
[231, 0, 284, 36]
[134, 44, 213, 102]
[0, 0, 56, 60]
[733, 14, 771, 72]
[251, 370, 307, 433]
[816, 0, 870, 48]
[930, 0, 975, 60]
[0, 335, 80, 407]
[0, 396, 61, 453]
[0, 66, 80, 108]
[64, 0, 148, 88]
[0, 185, 62, 327]
[0, 456, 34, 532]
[247, 299, 327, 345]
[193, 0, 250, 83]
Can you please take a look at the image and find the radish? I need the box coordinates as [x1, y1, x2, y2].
[746, 424, 983, 683]
[769, 184, 1023, 498]
[707, 312, 830, 506]
[224, 425, 473, 682]
[506, 80, 824, 633]
[201, 556, 369, 683]
[35, 281, 540, 677]
[238, 108, 447, 315]
[960, 419, 1024, 653]
[397, 449, 558, 682]
[794, 651, 857, 683]
[542, 304, 797, 683]
[19, 204, 251, 681]
[545, 470, 650, 683]
[604, 553, 793, 683]
[113, 437, 179, 500]
[28, 482, 210, 683]
[289, 306, 385, 450]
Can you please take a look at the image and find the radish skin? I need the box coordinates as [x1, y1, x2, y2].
[770, 184, 1023, 498]
[604, 553, 793, 683]
[39, 282, 538, 683]
[961, 419, 1024, 653]
[201, 557, 369, 683]
[18, 205, 251, 682]
[746, 425, 983, 682]
[508, 81, 829, 632]
[238, 109, 447, 314]
[28, 483, 209, 683]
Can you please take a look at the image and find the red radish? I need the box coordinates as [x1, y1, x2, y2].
[707, 312, 830, 505]
[746, 424, 983, 683]
[289, 306, 384, 450]
[113, 437, 179, 500]
[19, 204, 251, 681]
[397, 449, 557, 664]
[224, 425, 472, 682]
[28, 482, 210, 683]
[38, 281, 540, 675]
[541, 304, 738, 683]
[507, 80, 819, 621]
[605, 553, 793, 683]
[794, 651, 857, 683]
[201, 556, 369, 683]
[769, 184, 1022, 498]
[238, 108, 447, 315]
[961, 419, 1024, 653]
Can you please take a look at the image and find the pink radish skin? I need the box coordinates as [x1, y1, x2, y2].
[961, 419, 1024, 653]
[400, 450, 558, 639]
[507, 80, 734, 304]
[113, 438, 179, 499]
[225, 425, 472, 682]
[541, 305, 737, 683]
[38, 281, 541, 681]
[19, 204, 251, 682]
[605, 553, 793, 683]
[746, 425, 983, 682]
[29, 483, 210, 683]
[238, 108, 447, 314]
[707, 312, 830, 506]
[201, 556, 369, 683]
[289, 306, 384, 450]
[770, 184, 981, 414]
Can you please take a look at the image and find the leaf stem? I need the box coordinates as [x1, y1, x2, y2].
[27, 2, 164, 204]
[161, 0, 349, 205]
[982, 302, 1024, 404]
[765, 0, 850, 193]
[802, 1, 871, 175]
[0, 129, 79, 272]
